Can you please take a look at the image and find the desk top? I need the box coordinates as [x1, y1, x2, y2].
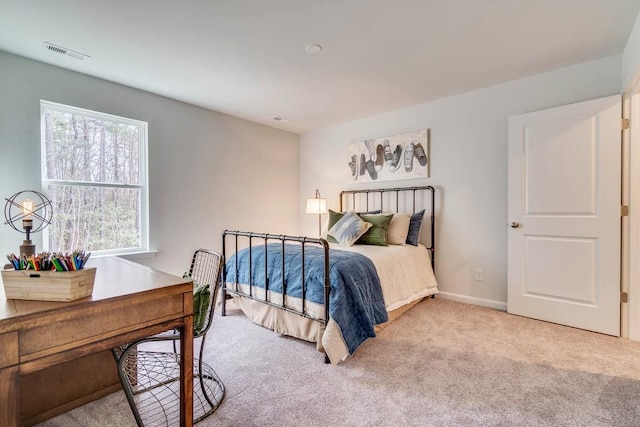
[0, 256, 192, 324]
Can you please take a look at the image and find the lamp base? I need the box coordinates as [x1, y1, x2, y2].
[20, 240, 35, 258]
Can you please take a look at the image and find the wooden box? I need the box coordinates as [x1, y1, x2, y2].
[1, 267, 97, 302]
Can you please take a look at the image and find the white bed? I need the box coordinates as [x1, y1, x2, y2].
[231, 242, 437, 364]
[223, 185, 438, 364]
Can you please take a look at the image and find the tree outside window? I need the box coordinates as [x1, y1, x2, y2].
[41, 101, 148, 255]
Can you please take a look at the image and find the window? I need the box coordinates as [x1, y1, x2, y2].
[40, 100, 148, 255]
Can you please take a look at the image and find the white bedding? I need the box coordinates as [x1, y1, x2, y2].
[330, 243, 438, 311]
[230, 243, 438, 364]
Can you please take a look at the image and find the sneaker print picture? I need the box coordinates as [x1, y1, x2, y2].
[364, 139, 376, 162]
[412, 140, 427, 166]
[375, 144, 384, 171]
[383, 140, 393, 165]
[390, 144, 402, 172]
[404, 143, 414, 172]
[348, 129, 429, 181]
[365, 157, 378, 180]
[348, 155, 358, 180]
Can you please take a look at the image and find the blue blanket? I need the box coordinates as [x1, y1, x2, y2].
[225, 243, 388, 354]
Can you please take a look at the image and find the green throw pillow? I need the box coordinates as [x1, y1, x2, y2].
[357, 213, 393, 246]
[185, 273, 211, 334]
[326, 210, 344, 243]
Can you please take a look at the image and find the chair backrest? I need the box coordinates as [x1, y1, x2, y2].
[187, 249, 223, 338]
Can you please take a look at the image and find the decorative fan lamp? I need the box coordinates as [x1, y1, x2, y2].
[3, 190, 53, 257]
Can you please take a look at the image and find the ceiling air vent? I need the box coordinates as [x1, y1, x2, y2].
[43, 42, 90, 61]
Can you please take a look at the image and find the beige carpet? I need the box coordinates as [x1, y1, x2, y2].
[38, 298, 640, 426]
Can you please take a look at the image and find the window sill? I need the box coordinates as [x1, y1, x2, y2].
[81, 250, 159, 261]
[89, 250, 158, 261]
[117, 250, 159, 261]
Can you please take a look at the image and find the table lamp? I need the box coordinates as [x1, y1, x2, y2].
[305, 189, 328, 237]
[4, 190, 53, 257]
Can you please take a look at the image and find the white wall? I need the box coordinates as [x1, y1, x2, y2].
[623, 12, 640, 92]
[299, 55, 622, 308]
[0, 51, 300, 276]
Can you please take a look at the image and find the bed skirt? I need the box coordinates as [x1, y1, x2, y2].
[232, 285, 438, 364]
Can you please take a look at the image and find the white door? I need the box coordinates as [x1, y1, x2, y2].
[507, 95, 622, 336]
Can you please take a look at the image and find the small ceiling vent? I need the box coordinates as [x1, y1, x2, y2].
[43, 42, 90, 61]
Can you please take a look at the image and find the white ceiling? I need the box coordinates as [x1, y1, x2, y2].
[1, 0, 639, 134]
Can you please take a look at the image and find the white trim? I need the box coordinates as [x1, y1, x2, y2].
[90, 250, 159, 260]
[43, 179, 144, 190]
[118, 250, 158, 261]
[40, 99, 146, 128]
[622, 93, 631, 339]
[629, 92, 640, 340]
[139, 120, 149, 253]
[436, 291, 507, 311]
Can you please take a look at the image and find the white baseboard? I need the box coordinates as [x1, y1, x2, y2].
[436, 291, 507, 311]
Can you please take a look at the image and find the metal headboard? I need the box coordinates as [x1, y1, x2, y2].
[339, 186, 436, 270]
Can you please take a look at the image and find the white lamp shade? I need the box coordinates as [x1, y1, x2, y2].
[306, 198, 327, 214]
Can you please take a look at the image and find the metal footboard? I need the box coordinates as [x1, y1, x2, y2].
[221, 231, 331, 360]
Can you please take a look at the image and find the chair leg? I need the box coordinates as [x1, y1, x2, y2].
[193, 335, 225, 423]
[113, 343, 225, 426]
[111, 347, 145, 427]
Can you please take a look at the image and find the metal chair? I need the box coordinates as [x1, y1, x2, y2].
[112, 249, 225, 426]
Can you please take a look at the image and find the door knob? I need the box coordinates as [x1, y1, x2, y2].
[510, 222, 519, 228]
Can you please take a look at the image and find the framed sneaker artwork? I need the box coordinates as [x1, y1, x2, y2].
[347, 128, 430, 183]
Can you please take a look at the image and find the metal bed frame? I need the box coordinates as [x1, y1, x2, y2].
[339, 186, 435, 270]
[221, 186, 435, 362]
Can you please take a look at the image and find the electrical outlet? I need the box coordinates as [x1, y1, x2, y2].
[475, 268, 484, 281]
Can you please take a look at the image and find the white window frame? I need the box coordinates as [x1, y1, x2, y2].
[40, 100, 149, 256]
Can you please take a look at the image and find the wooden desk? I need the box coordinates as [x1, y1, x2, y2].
[0, 256, 194, 427]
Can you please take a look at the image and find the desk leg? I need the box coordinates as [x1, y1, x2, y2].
[0, 365, 19, 427]
[180, 315, 194, 427]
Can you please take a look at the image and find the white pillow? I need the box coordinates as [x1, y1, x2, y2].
[386, 213, 411, 245]
[328, 210, 372, 246]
